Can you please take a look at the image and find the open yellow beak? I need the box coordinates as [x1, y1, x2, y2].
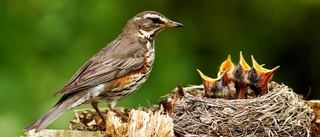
[218, 55, 234, 77]
[239, 51, 251, 71]
[251, 55, 280, 79]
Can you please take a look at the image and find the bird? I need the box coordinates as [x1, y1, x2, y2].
[248, 55, 279, 97]
[233, 52, 251, 99]
[24, 11, 183, 132]
[217, 55, 236, 99]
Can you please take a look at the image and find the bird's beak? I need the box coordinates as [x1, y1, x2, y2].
[166, 21, 184, 28]
[251, 55, 280, 78]
[218, 55, 234, 77]
[251, 55, 280, 95]
[197, 69, 217, 97]
[239, 51, 251, 71]
[218, 55, 235, 84]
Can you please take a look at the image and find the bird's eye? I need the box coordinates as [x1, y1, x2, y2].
[214, 82, 221, 90]
[234, 67, 242, 77]
[248, 69, 258, 83]
[149, 18, 163, 24]
[250, 70, 256, 78]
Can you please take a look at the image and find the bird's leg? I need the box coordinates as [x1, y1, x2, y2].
[111, 108, 129, 122]
[91, 102, 106, 123]
[91, 102, 106, 132]
[108, 102, 129, 122]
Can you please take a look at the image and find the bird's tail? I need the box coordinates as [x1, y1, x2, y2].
[24, 93, 84, 132]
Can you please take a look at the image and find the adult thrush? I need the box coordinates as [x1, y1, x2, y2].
[24, 11, 183, 132]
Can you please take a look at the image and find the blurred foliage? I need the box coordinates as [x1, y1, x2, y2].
[1, 0, 320, 136]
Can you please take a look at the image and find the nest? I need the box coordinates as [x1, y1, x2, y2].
[172, 82, 316, 136]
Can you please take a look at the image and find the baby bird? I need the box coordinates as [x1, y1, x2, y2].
[248, 55, 280, 98]
[233, 52, 251, 99]
[197, 69, 228, 99]
[217, 55, 236, 99]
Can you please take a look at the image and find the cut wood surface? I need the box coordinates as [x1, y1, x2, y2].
[24, 129, 104, 137]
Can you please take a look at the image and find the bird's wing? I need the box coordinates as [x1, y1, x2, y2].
[54, 41, 147, 96]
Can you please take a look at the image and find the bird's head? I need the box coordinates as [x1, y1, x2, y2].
[128, 11, 183, 39]
[248, 55, 280, 95]
[218, 55, 235, 84]
[233, 51, 251, 83]
[197, 69, 225, 98]
[218, 55, 234, 76]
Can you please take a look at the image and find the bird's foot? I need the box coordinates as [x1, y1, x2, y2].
[112, 108, 129, 122]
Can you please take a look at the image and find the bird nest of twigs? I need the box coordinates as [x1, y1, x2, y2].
[170, 82, 316, 136]
[67, 82, 316, 137]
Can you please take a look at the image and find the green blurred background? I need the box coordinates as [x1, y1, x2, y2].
[1, 0, 320, 136]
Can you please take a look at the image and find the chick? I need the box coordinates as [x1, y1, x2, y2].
[197, 69, 229, 99]
[217, 55, 236, 99]
[248, 55, 280, 97]
[233, 52, 251, 99]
